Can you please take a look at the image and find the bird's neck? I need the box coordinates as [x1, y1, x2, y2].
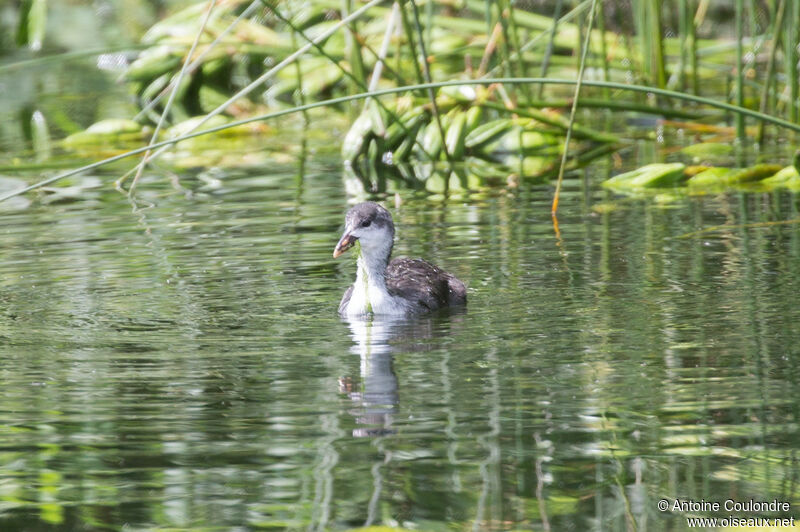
[356, 242, 391, 291]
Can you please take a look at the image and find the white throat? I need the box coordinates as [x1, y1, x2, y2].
[345, 240, 407, 316]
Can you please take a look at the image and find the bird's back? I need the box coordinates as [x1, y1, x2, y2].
[385, 257, 466, 313]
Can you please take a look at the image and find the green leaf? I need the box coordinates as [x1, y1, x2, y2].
[16, 0, 47, 51]
[603, 163, 687, 189]
[680, 142, 733, 160]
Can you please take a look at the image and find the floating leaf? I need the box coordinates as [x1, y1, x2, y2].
[445, 111, 467, 159]
[761, 165, 800, 189]
[63, 119, 149, 146]
[727, 163, 783, 184]
[464, 119, 514, 150]
[687, 166, 735, 187]
[603, 163, 687, 189]
[86, 119, 143, 136]
[342, 112, 374, 165]
[689, 164, 782, 187]
[680, 142, 733, 161]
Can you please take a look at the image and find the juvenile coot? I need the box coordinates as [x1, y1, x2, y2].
[333, 202, 467, 316]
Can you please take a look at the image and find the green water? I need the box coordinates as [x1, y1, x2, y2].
[2, 4, 800, 528]
[0, 158, 798, 530]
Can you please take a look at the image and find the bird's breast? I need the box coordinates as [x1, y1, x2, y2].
[344, 282, 407, 316]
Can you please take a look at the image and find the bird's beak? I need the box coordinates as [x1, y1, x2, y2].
[333, 232, 357, 258]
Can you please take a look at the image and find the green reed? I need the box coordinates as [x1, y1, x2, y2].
[9, 0, 800, 198]
[735, 0, 745, 141]
[6, 77, 800, 203]
[552, 0, 598, 215]
[784, 0, 798, 124]
[756, 0, 786, 144]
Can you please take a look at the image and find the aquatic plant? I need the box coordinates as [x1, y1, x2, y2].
[602, 159, 800, 197]
[2, 0, 800, 202]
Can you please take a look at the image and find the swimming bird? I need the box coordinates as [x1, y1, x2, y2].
[333, 202, 467, 316]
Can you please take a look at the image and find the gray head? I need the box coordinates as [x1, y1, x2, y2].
[333, 202, 395, 259]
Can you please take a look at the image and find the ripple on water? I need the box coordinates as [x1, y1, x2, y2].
[0, 171, 799, 529]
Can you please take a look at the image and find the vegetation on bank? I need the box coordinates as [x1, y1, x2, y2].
[3, 0, 800, 201]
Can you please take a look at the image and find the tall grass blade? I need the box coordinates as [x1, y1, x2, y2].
[784, 0, 798, 124]
[398, 0, 424, 85]
[537, 0, 563, 99]
[756, 0, 786, 144]
[633, 0, 649, 84]
[675, 0, 688, 91]
[16, 0, 47, 51]
[552, 0, 598, 216]
[132, 0, 263, 123]
[692, 0, 709, 96]
[125, 0, 386, 174]
[408, 0, 454, 167]
[262, 0, 429, 159]
[504, 0, 528, 86]
[735, 0, 746, 141]
[496, 2, 514, 80]
[369, 3, 400, 91]
[343, 0, 368, 97]
[6, 78, 800, 203]
[596, 0, 609, 100]
[649, 0, 666, 89]
[486, 0, 591, 79]
[127, 0, 218, 196]
[290, 25, 309, 124]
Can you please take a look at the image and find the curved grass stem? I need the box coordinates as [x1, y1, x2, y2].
[3, 77, 794, 203]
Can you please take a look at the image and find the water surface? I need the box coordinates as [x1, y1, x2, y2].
[0, 158, 798, 530]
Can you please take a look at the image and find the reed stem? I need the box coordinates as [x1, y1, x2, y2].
[784, 0, 798, 124]
[552, 0, 598, 216]
[127, 0, 217, 196]
[735, 0, 746, 141]
[343, 0, 368, 98]
[123, 0, 386, 174]
[756, 0, 786, 144]
[407, 0, 454, 167]
[537, 0, 563, 100]
[11, 77, 800, 203]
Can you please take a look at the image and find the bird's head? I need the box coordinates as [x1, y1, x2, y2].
[333, 202, 395, 259]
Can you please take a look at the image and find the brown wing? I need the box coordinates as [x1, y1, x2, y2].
[386, 258, 466, 312]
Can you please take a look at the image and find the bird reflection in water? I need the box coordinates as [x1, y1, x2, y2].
[339, 310, 465, 438]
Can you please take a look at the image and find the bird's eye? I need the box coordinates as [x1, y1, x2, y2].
[361, 220, 372, 228]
